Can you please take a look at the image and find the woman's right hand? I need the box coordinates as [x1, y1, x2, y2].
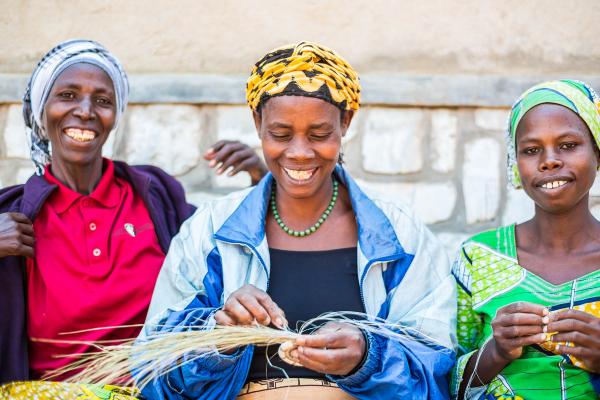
[214, 284, 287, 329]
[0, 212, 35, 258]
[490, 301, 548, 361]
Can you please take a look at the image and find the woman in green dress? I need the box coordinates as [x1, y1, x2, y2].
[452, 80, 600, 400]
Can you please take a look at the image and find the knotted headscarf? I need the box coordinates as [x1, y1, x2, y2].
[246, 42, 360, 112]
[507, 79, 600, 188]
[23, 39, 129, 175]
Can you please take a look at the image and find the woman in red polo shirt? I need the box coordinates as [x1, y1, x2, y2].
[0, 39, 266, 385]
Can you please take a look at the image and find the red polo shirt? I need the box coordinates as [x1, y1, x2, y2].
[27, 159, 165, 379]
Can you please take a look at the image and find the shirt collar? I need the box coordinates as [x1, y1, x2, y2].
[44, 158, 121, 214]
[215, 165, 405, 262]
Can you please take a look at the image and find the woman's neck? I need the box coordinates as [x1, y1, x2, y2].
[49, 158, 104, 195]
[274, 179, 334, 224]
[519, 196, 600, 254]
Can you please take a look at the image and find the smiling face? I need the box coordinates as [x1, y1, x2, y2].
[42, 63, 116, 169]
[253, 96, 353, 199]
[516, 103, 600, 213]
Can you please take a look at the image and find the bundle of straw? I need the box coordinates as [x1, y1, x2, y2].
[40, 311, 442, 391]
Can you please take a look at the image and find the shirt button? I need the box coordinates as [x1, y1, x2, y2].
[89, 222, 97, 231]
[243, 247, 251, 254]
[92, 248, 101, 257]
[82, 199, 90, 207]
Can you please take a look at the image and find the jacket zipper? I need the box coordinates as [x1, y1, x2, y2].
[359, 253, 406, 313]
[213, 235, 270, 290]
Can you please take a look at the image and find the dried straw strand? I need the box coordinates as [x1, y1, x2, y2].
[42, 311, 445, 391]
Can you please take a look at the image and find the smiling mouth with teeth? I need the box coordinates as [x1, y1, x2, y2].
[284, 168, 316, 181]
[64, 128, 96, 143]
[540, 180, 569, 189]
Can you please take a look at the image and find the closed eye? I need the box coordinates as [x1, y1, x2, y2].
[268, 131, 291, 141]
[311, 132, 333, 141]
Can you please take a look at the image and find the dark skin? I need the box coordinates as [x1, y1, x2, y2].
[215, 96, 365, 376]
[459, 104, 600, 398]
[204, 140, 267, 185]
[0, 64, 267, 260]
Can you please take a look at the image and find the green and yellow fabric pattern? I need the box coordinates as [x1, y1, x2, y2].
[451, 225, 600, 400]
[0, 381, 139, 400]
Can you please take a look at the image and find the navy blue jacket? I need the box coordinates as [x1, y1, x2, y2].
[0, 161, 195, 383]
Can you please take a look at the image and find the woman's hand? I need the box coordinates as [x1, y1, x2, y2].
[547, 309, 600, 373]
[294, 322, 366, 376]
[204, 140, 268, 185]
[214, 284, 287, 328]
[0, 212, 35, 258]
[490, 301, 548, 361]
[458, 301, 547, 397]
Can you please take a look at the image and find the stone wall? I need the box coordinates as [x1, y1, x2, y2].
[3, 0, 600, 257]
[6, 99, 600, 257]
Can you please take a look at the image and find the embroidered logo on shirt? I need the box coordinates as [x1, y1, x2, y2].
[124, 223, 136, 237]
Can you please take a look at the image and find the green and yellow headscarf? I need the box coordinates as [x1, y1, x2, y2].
[246, 42, 360, 112]
[507, 79, 600, 188]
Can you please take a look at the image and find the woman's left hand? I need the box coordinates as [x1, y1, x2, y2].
[293, 322, 366, 376]
[546, 309, 600, 373]
[204, 140, 267, 185]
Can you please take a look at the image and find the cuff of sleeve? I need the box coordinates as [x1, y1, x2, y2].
[590, 373, 600, 394]
[328, 330, 382, 387]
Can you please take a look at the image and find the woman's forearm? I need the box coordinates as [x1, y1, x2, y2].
[458, 339, 512, 399]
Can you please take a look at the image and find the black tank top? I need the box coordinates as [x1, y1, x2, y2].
[246, 247, 364, 381]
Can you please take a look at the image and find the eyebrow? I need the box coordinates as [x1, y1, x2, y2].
[52, 81, 115, 94]
[268, 122, 293, 129]
[267, 121, 333, 129]
[518, 131, 588, 145]
[308, 122, 333, 129]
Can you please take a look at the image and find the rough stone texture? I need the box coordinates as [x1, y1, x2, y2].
[474, 109, 509, 131]
[14, 163, 35, 185]
[430, 109, 458, 173]
[5, 74, 600, 107]
[501, 188, 535, 225]
[122, 105, 204, 176]
[214, 106, 260, 148]
[212, 170, 252, 189]
[437, 232, 471, 259]
[362, 108, 425, 174]
[355, 179, 456, 224]
[590, 174, 600, 197]
[591, 204, 600, 221]
[462, 137, 501, 224]
[3, 1, 600, 76]
[0, 159, 35, 187]
[3, 104, 29, 159]
[186, 190, 227, 207]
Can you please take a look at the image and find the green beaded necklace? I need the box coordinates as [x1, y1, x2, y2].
[270, 178, 339, 237]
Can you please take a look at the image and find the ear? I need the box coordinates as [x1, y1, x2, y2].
[252, 110, 262, 138]
[340, 110, 355, 137]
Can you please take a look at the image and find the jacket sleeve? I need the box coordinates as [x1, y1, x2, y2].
[330, 211, 457, 400]
[137, 207, 251, 400]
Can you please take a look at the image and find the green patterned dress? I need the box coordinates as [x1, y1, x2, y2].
[451, 225, 600, 400]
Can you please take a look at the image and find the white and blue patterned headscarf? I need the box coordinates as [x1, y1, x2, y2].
[23, 39, 129, 175]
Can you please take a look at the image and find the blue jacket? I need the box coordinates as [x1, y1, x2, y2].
[140, 166, 457, 399]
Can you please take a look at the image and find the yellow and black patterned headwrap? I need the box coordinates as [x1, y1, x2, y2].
[246, 42, 361, 112]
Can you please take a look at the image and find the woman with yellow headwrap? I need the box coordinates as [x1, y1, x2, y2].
[138, 42, 456, 400]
